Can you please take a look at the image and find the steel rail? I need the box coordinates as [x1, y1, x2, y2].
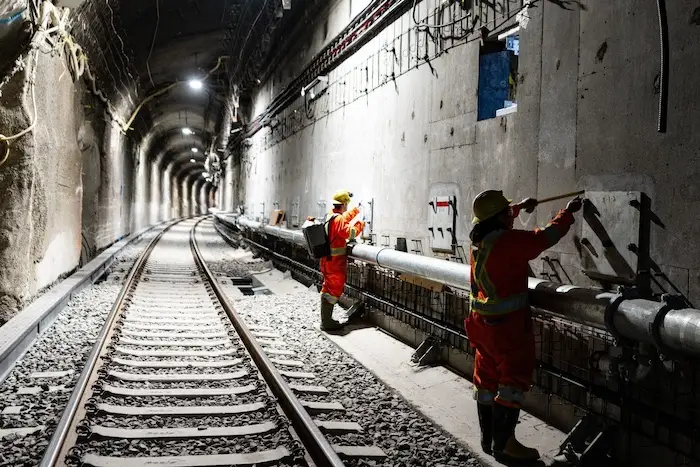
[190, 219, 345, 467]
[39, 219, 182, 467]
[231, 215, 700, 358]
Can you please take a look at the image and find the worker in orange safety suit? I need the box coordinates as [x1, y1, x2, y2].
[465, 190, 582, 462]
[319, 190, 365, 331]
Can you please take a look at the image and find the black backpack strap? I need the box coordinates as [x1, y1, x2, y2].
[324, 213, 339, 247]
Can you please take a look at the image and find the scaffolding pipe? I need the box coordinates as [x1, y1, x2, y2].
[231, 215, 700, 358]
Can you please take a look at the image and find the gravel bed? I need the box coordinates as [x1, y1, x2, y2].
[197, 221, 481, 467]
[233, 293, 479, 466]
[112, 345, 236, 354]
[99, 393, 266, 408]
[83, 430, 302, 461]
[114, 228, 163, 263]
[0, 230, 161, 467]
[104, 379, 259, 390]
[109, 363, 252, 376]
[110, 354, 244, 363]
[93, 406, 281, 429]
[196, 221, 273, 277]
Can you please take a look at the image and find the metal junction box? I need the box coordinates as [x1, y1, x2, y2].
[429, 195, 457, 253]
[580, 191, 645, 285]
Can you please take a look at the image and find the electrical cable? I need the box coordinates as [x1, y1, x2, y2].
[656, 0, 668, 133]
[0, 48, 38, 168]
[146, 0, 160, 88]
[0, 1, 135, 167]
[0, 7, 25, 24]
[231, 0, 271, 80]
[411, 0, 471, 30]
[412, 0, 536, 43]
[105, 0, 139, 104]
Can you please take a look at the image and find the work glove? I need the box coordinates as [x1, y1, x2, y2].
[517, 197, 538, 213]
[566, 196, 583, 214]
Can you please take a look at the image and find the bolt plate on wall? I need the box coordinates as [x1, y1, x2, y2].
[580, 191, 641, 284]
[428, 193, 457, 253]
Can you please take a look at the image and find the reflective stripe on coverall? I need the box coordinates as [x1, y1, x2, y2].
[464, 209, 574, 407]
[320, 207, 365, 304]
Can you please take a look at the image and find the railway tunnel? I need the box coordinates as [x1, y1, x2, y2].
[1, 0, 700, 466]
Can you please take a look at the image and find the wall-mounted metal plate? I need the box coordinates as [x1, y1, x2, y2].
[580, 191, 641, 284]
[428, 191, 457, 253]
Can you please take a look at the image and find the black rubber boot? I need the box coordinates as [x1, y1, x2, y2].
[492, 404, 539, 463]
[477, 403, 493, 454]
[320, 297, 343, 331]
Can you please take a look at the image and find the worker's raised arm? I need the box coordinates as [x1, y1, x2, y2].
[340, 206, 360, 223]
[336, 206, 363, 242]
[510, 197, 582, 260]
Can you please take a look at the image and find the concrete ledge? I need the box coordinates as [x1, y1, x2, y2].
[0, 220, 176, 383]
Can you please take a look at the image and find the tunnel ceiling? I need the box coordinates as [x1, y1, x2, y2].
[114, 0, 324, 182]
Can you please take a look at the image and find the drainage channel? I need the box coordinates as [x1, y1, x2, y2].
[230, 276, 272, 296]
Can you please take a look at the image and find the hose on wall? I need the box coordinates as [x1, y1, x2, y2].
[656, 0, 668, 133]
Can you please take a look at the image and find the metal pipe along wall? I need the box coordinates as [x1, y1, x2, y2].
[230, 215, 700, 358]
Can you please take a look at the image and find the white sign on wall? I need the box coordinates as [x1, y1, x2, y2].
[429, 195, 457, 253]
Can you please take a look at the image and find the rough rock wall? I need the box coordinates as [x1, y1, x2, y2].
[0, 52, 84, 323]
[0, 1, 140, 324]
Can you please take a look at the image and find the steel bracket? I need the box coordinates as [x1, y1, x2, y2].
[557, 415, 613, 466]
[410, 336, 441, 366]
[344, 300, 365, 322]
[604, 286, 639, 346]
[648, 294, 688, 361]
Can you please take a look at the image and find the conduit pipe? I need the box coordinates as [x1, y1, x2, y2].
[231, 216, 700, 358]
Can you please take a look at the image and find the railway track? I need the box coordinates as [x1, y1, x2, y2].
[38, 218, 386, 467]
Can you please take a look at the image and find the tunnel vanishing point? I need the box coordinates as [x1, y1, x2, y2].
[0, 0, 699, 465]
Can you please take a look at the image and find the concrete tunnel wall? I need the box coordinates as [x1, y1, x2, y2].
[232, 0, 700, 304]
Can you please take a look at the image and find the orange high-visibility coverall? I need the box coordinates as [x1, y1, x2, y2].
[320, 207, 365, 304]
[465, 208, 574, 407]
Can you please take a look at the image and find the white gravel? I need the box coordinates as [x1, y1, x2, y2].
[0, 229, 159, 467]
[198, 219, 481, 467]
[197, 221, 273, 278]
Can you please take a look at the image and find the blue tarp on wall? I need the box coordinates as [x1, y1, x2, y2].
[477, 51, 510, 121]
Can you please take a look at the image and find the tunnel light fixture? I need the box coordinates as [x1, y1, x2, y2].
[190, 158, 196, 163]
[191, 147, 199, 153]
[182, 128, 194, 135]
[188, 79, 204, 91]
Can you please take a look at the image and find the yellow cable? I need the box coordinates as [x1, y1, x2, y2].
[0, 50, 39, 168]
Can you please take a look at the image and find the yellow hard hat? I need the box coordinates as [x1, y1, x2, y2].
[472, 190, 512, 224]
[332, 190, 353, 205]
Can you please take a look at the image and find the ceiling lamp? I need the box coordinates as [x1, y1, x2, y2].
[191, 147, 199, 153]
[182, 128, 194, 135]
[190, 158, 196, 163]
[188, 79, 203, 91]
